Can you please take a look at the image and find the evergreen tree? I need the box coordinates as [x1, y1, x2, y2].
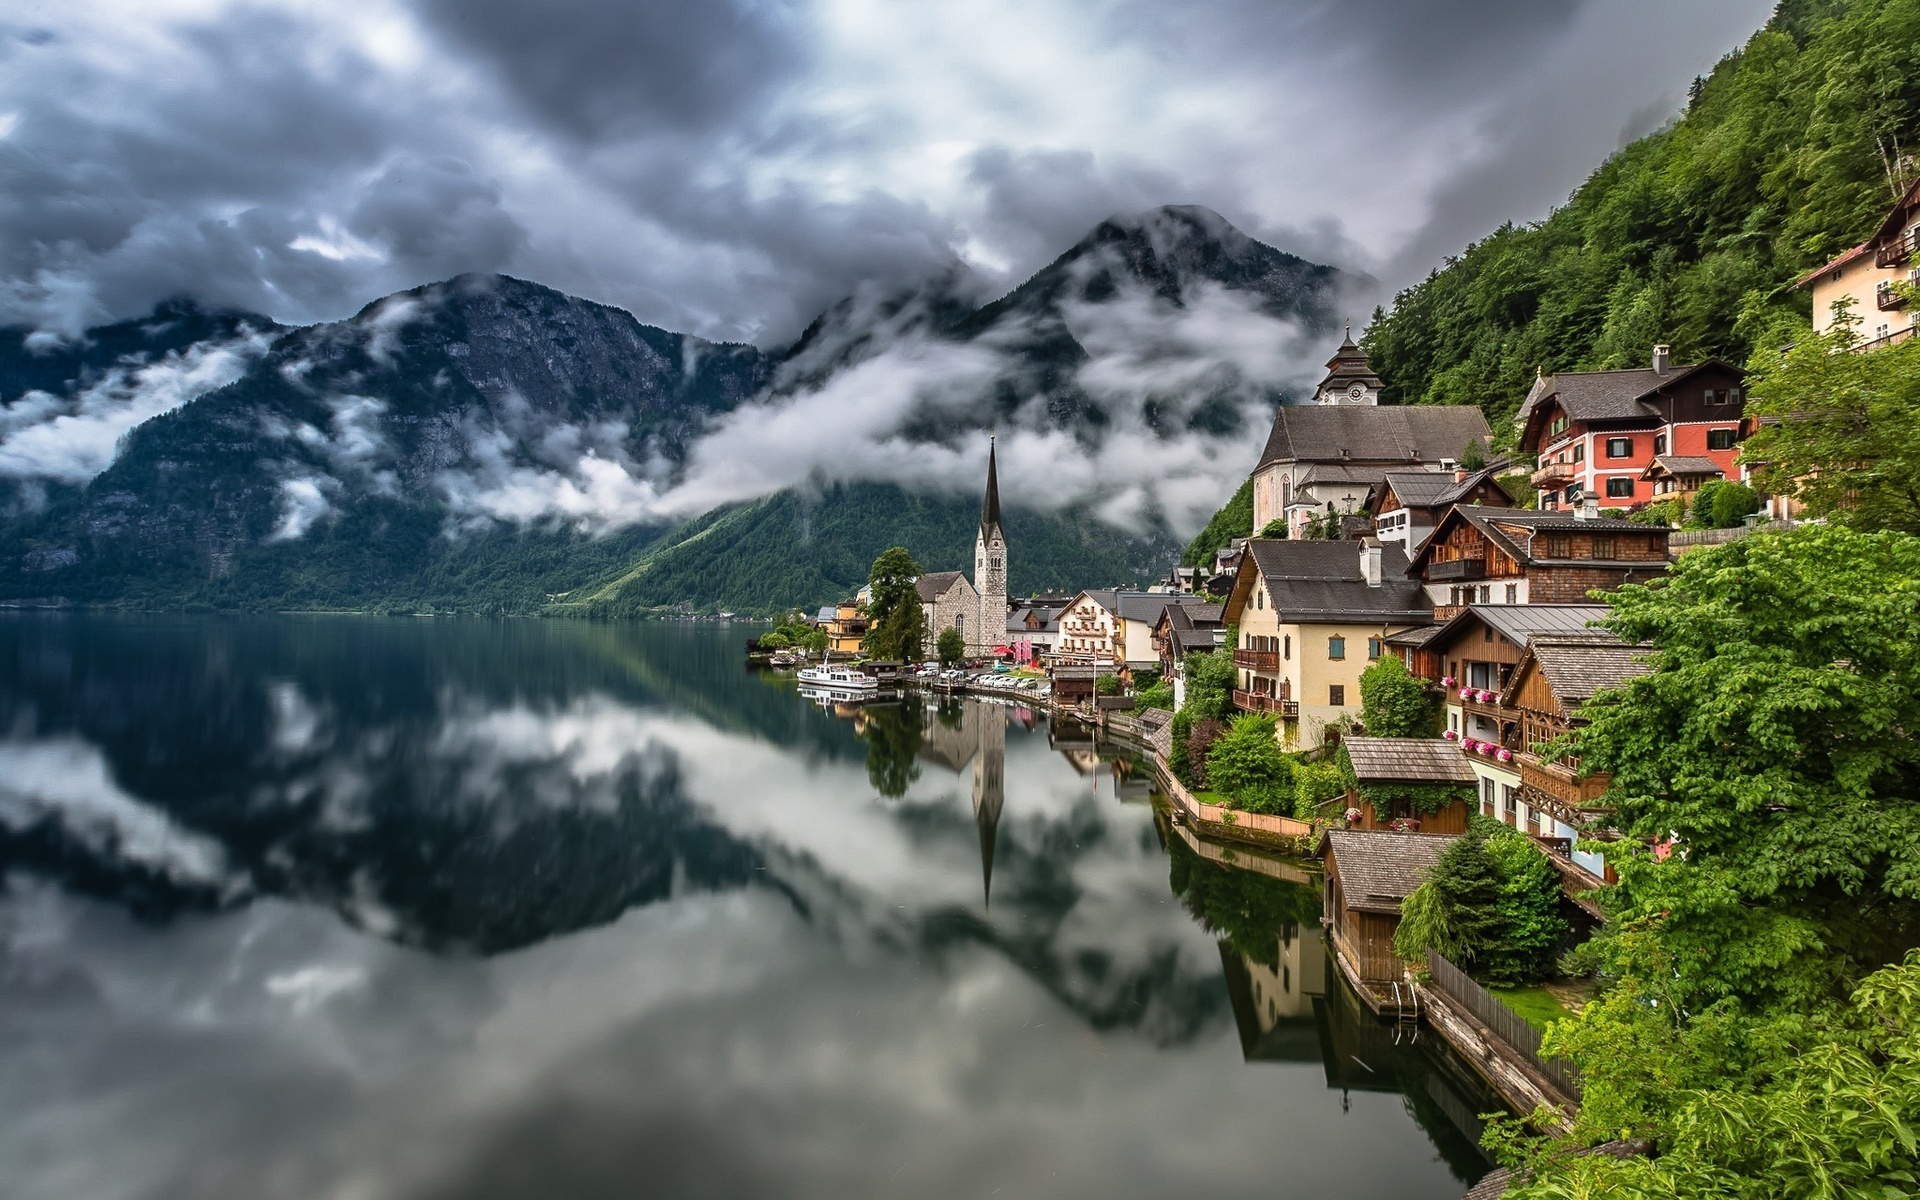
[1430, 832, 1505, 974]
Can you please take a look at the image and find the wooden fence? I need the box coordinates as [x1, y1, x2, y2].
[1425, 949, 1582, 1100]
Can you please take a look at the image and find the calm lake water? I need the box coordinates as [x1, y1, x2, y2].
[0, 615, 1497, 1200]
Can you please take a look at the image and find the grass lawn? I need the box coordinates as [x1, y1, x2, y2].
[1489, 984, 1573, 1032]
[1194, 789, 1234, 808]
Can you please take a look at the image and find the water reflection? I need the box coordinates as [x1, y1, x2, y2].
[0, 615, 1492, 1200]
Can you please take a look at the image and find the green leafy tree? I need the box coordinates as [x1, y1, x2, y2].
[1095, 672, 1123, 696]
[757, 631, 791, 651]
[1394, 880, 1463, 963]
[1579, 525, 1920, 1011]
[935, 625, 966, 666]
[1203, 713, 1294, 813]
[1291, 758, 1345, 819]
[1687, 478, 1759, 529]
[1743, 311, 1920, 533]
[1133, 680, 1175, 713]
[1259, 518, 1288, 537]
[1180, 642, 1237, 722]
[862, 547, 927, 662]
[1358, 654, 1436, 737]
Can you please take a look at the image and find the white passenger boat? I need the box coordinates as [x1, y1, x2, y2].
[796, 665, 880, 694]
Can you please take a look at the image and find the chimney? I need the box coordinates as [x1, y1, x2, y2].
[1360, 537, 1382, 587]
[1652, 344, 1671, 375]
[1577, 493, 1600, 521]
[1454, 468, 1469, 483]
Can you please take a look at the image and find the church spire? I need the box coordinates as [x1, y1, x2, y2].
[980, 435, 1003, 538]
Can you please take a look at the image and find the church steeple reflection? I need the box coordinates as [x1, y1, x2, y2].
[972, 702, 1005, 908]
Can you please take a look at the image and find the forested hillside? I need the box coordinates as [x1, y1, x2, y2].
[1363, 0, 1920, 443]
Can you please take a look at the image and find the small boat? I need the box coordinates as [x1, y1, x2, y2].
[796, 665, 880, 694]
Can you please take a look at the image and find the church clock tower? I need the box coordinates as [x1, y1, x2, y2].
[973, 437, 1008, 655]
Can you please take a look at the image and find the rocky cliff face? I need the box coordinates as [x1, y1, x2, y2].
[0, 207, 1346, 612]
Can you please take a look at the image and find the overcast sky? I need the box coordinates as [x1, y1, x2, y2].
[0, 0, 1774, 345]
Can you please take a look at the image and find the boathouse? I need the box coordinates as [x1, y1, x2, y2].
[1317, 828, 1457, 1005]
[1339, 736, 1478, 834]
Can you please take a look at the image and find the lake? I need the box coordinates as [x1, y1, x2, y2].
[0, 615, 1498, 1199]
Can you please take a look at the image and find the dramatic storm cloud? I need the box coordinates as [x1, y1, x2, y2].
[0, 0, 1773, 344]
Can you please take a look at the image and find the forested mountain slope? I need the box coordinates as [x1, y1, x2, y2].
[1362, 0, 1920, 443]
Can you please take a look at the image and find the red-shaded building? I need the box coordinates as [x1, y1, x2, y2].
[1515, 346, 1747, 511]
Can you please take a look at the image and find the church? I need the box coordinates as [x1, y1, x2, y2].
[918, 437, 1010, 657]
[1248, 329, 1493, 537]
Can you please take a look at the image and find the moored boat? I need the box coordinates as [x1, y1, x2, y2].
[796, 665, 880, 694]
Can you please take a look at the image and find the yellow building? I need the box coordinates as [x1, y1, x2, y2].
[1220, 539, 1434, 747]
[1795, 178, 1920, 351]
[823, 600, 868, 656]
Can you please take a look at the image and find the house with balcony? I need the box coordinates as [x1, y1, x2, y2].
[1516, 346, 1748, 511]
[1366, 468, 1514, 552]
[1495, 631, 1651, 884]
[1153, 600, 1226, 705]
[1405, 504, 1672, 612]
[1050, 590, 1121, 665]
[1221, 539, 1433, 746]
[822, 600, 869, 656]
[1391, 604, 1611, 833]
[1794, 176, 1920, 352]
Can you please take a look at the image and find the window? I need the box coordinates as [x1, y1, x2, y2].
[1606, 437, 1632, 458]
[957, 613, 966, 635]
[1467, 662, 1496, 690]
[1728, 387, 1743, 406]
[1477, 585, 1491, 603]
[1368, 637, 1382, 660]
[1593, 536, 1615, 559]
[1501, 785, 1516, 821]
[1572, 443, 1585, 463]
[1255, 589, 1263, 609]
[1564, 484, 1582, 503]
[1606, 476, 1634, 498]
[1546, 535, 1571, 557]
[1654, 433, 1667, 455]
[1707, 428, 1738, 451]
[1505, 583, 1518, 604]
[1480, 777, 1495, 816]
[1328, 684, 1346, 706]
[1704, 388, 1721, 405]
[1449, 712, 1459, 734]
[1327, 636, 1345, 660]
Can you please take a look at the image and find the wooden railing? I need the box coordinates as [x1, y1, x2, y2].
[1233, 648, 1281, 672]
[1531, 461, 1576, 487]
[1426, 949, 1582, 1100]
[1428, 557, 1487, 581]
[1233, 689, 1298, 718]
[1877, 227, 1920, 268]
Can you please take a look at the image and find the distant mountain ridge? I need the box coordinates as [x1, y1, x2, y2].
[0, 206, 1344, 613]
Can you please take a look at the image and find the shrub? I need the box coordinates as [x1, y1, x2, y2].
[1291, 758, 1345, 819]
[1134, 681, 1175, 713]
[1095, 672, 1122, 696]
[1359, 655, 1435, 737]
[1184, 718, 1227, 788]
[935, 625, 966, 666]
[1689, 479, 1759, 529]
[1204, 713, 1294, 813]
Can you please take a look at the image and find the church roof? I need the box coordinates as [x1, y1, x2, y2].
[1257, 405, 1492, 470]
[980, 436, 1004, 540]
[915, 571, 968, 602]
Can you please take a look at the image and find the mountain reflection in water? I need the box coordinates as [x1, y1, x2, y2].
[0, 615, 1493, 1200]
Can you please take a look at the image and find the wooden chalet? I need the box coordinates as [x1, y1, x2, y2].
[1339, 737, 1477, 834]
[1406, 505, 1671, 616]
[1317, 828, 1456, 1008]
[1498, 631, 1652, 884]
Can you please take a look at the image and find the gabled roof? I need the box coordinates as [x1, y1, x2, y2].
[1406, 505, 1673, 575]
[1521, 633, 1651, 707]
[816, 606, 837, 623]
[1372, 467, 1514, 515]
[1642, 454, 1723, 480]
[1224, 539, 1434, 625]
[1256, 405, 1493, 470]
[1341, 737, 1478, 784]
[1472, 603, 1613, 648]
[1516, 359, 1744, 449]
[915, 571, 970, 602]
[1316, 829, 1458, 914]
[1296, 463, 1394, 488]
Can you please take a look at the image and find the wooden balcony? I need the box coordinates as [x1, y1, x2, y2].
[1233, 648, 1281, 672]
[1532, 461, 1577, 487]
[1428, 557, 1487, 582]
[1877, 228, 1920, 268]
[1878, 280, 1910, 311]
[1516, 752, 1611, 815]
[1233, 689, 1298, 719]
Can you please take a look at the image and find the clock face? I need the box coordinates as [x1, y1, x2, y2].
[1349, 384, 1366, 400]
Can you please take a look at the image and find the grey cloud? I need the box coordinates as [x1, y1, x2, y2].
[347, 157, 529, 282]
[411, 0, 802, 140]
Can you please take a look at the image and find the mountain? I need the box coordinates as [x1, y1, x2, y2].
[0, 206, 1344, 614]
[1361, 0, 1920, 436]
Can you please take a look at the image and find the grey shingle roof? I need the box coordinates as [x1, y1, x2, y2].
[1257, 405, 1493, 469]
[914, 571, 967, 602]
[1645, 454, 1723, 478]
[1296, 463, 1393, 487]
[1410, 505, 1673, 572]
[1243, 539, 1434, 622]
[1517, 367, 1669, 428]
[1319, 829, 1458, 913]
[1342, 737, 1478, 783]
[1470, 604, 1613, 648]
[1378, 467, 1508, 510]
[1528, 634, 1651, 704]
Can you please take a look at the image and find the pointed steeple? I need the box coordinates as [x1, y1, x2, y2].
[980, 435, 1003, 539]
